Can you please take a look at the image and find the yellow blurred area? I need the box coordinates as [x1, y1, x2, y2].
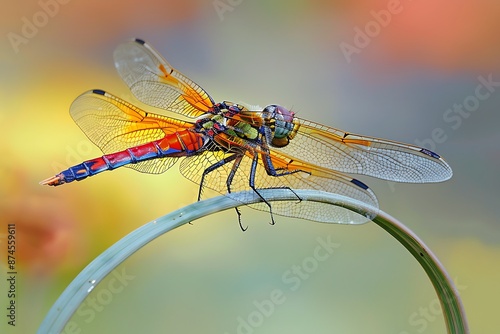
[1, 0, 499, 333]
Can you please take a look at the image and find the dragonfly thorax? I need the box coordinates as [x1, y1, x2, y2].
[262, 105, 300, 147]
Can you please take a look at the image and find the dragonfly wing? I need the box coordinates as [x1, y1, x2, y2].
[113, 38, 215, 118]
[70, 89, 194, 174]
[179, 141, 378, 224]
[277, 118, 452, 183]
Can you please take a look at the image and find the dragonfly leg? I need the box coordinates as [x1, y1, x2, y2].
[260, 152, 305, 203]
[234, 207, 246, 231]
[260, 126, 310, 180]
[248, 153, 276, 225]
[225, 154, 248, 231]
[197, 153, 240, 201]
[198, 153, 248, 231]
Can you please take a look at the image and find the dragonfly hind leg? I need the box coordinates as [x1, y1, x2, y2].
[197, 154, 240, 201]
[198, 153, 248, 231]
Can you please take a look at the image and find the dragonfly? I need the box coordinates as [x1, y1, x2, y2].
[41, 38, 453, 229]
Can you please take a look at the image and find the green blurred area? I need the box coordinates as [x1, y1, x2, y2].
[1, 0, 499, 333]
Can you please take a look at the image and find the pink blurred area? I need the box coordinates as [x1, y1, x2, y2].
[0, 190, 83, 277]
[330, 0, 500, 70]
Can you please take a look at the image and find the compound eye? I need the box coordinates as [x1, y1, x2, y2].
[274, 105, 294, 122]
[263, 105, 276, 114]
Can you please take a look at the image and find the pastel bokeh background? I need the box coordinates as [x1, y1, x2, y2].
[1, 0, 499, 333]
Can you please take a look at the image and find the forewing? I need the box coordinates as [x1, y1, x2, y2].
[113, 39, 215, 118]
[277, 118, 453, 183]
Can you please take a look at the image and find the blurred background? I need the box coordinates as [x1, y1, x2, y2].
[1, 0, 499, 333]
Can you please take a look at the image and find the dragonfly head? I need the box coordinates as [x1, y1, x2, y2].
[262, 105, 300, 147]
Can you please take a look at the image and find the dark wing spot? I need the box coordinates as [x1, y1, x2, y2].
[350, 178, 369, 190]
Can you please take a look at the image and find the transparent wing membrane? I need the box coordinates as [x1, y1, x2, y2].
[179, 142, 379, 224]
[70, 89, 193, 174]
[275, 119, 452, 183]
[113, 39, 214, 118]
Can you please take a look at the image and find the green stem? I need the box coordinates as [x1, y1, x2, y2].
[372, 212, 468, 334]
[37, 189, 468, 334]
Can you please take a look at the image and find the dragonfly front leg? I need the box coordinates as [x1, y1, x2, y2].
[261, 152, 305, 203]
[259, 144, 306, 203]
[260, 128, 309, 178]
